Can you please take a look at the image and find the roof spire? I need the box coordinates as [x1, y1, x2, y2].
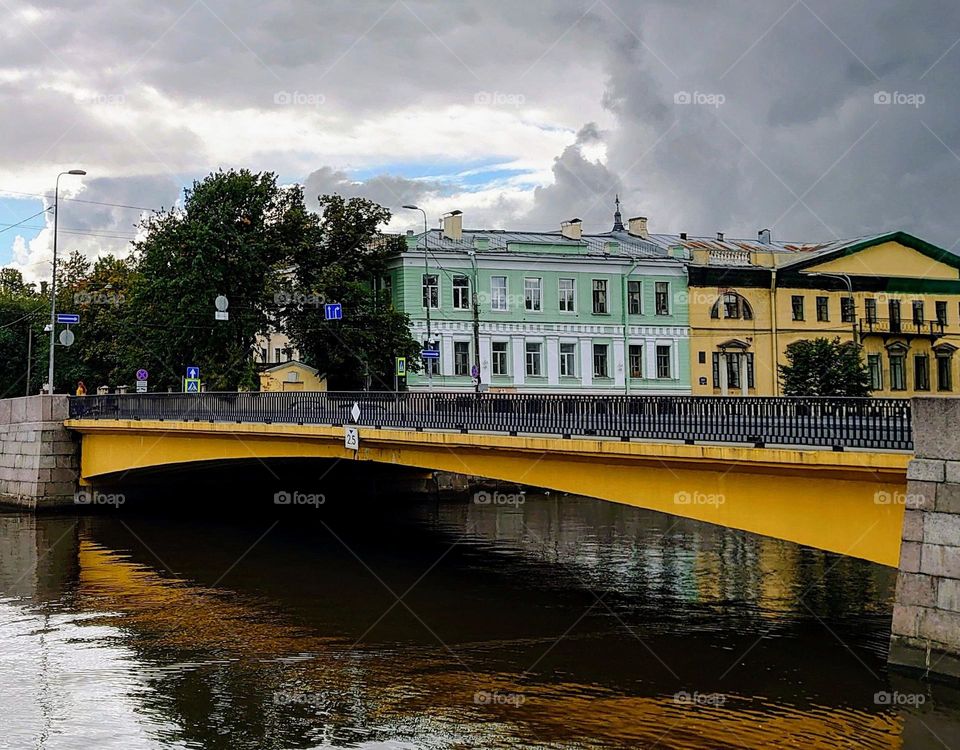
[612, 193, 624, 232]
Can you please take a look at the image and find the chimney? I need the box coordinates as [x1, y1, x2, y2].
[561, 218, 582, 240]
[628, 216, 649, 238]
[716, 232, 725, 242]
[679, 232, 687, 240]
[442, 210, 463, 240]
[758, 228, 772, 244]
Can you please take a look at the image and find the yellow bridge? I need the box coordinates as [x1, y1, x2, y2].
[66, 393, 911, 567]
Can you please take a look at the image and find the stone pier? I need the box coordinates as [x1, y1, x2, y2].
[890, 397, 960, 680]
[0, 395, 79, 510]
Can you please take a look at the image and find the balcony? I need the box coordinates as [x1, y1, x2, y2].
[859, 317, 945, 340]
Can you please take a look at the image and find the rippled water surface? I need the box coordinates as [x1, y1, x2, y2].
[2, 490, 959, 749]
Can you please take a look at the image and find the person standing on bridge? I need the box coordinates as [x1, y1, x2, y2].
[75, 380, 87, 396]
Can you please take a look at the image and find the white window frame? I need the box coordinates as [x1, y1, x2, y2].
[491, 276, 508, 312]
[655, 281, 670, 316]
[559, 341, 577, 377]
[558, 278, 576, 313]
[452, 275, 470, 310]
[453, 340, 472, 376]
[422, 273, 440, 310]
[525, 341, 543, 377]
[491, 340, 509, 377]
[524, 277, 543, 312]
[593, 342, 609, 378]
[627, 279, 643, 316]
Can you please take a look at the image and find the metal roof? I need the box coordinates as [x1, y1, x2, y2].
[411, 228, 667, 258]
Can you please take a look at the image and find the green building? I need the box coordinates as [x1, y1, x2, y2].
[386, 204, 691, 393]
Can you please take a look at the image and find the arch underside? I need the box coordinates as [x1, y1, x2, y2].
[68, 420, 909, 567]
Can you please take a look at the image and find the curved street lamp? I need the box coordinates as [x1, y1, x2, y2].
[47, 169, 86, 394]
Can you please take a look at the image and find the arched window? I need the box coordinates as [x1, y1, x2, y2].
[710, 291, 753, 320]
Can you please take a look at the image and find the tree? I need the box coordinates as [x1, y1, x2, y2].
[0, 271, 46, 397]
[282, 195, 421, 389]
[778, 337, 871, 396]
[127, 170, 312, 391]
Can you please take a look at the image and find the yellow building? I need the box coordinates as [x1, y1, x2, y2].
[678, 231, 960, 396]
[258, 361, 327, 392]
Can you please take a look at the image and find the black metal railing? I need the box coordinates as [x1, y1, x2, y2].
[67, 392, 913, 451]
[859, 317, 945, 338]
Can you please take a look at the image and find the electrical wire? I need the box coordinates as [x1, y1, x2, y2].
[0, 188, 160, 213]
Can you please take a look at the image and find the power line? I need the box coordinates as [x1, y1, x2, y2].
[0, 209, 51, 235]
[0, 188, 161, 213]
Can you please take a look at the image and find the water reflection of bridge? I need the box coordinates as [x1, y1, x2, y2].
[4, 505, 957, 748]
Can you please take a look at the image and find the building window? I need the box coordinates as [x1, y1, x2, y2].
[791, 295, 804, 321]
[656, 345, 672, 379]
[913, 300, 925, 326]
[559, 278, 576, 312]
[937, 300, 948, 327]
[525, 342, 542, 376]
[559, 343, 577, 377]
[452, 275, 470, 310]
[841, 297, 855, 323]
[491, 276, 508, 311]
[867, 354, 883, 390]
[915, 354, 930, 391]
[816, 296, 829, 322]
[711, 292, 753, 320]
[628, 280, 642, 315]
[889, 300, 901, 333]
[524, 277, 542, 312]
[865, 298, 878, 324]
[655, 282, 670, 315]
[937, 354, 953, 391]
[274, 347, 282, 363]
[491, 341, 508, 376]
[454, 341, 471, 376]
[592, 279, 608, 314]
[422, 274, 439, 309]
[889, 352, 906, 391]
[628, 344, 643, 379]
[593, 343, 609, 378]
[711, 352, 754, 389]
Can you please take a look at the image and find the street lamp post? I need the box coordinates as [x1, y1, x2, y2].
[402, 204, 432, 389]
[47, 169, 86, 395]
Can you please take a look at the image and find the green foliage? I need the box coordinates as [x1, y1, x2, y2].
[126, 169, 311, 391]
[0, 269, 46, 397]
[778, 337, 872, 396]
[282, 195, 421, 390]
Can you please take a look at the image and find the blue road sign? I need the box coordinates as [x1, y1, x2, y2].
[56, 313, 79, 324]
[135, 368, 149, 381]
[185, 379, 200, 393]
[421, 349, 440, 360]
[186, 366, 200, 379]
[324, 303, 343, 320]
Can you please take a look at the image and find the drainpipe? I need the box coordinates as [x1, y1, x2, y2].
[770, 268, 780, 396]
[622, 258, 643, 395]
[468, 249, 481, 393]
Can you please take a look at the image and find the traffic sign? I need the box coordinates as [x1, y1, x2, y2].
[186, 366, 200, 379]
[214, 311, 229, 321]
[56, 313, 79, 324]
[345, 426, 359, 451]
[324, 303, 343, 320]
[136, 369, 149, 381]
[421, 349, 440, 360]
[351, 402, 361, 423]
[184, 378, 200, 393]
[395, 357, 406, 377]
[59, 329, 74, 347]
[136, 380, 148, 393]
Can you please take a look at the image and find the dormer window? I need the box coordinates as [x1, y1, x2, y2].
[710, 292, 753, 320]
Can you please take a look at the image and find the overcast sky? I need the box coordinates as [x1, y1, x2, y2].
[3, 0, 960, 280]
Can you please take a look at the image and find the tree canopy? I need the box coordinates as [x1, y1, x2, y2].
[778, 337, 871, 396]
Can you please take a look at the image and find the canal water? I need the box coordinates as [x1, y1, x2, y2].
[1, 489, 959, 749]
